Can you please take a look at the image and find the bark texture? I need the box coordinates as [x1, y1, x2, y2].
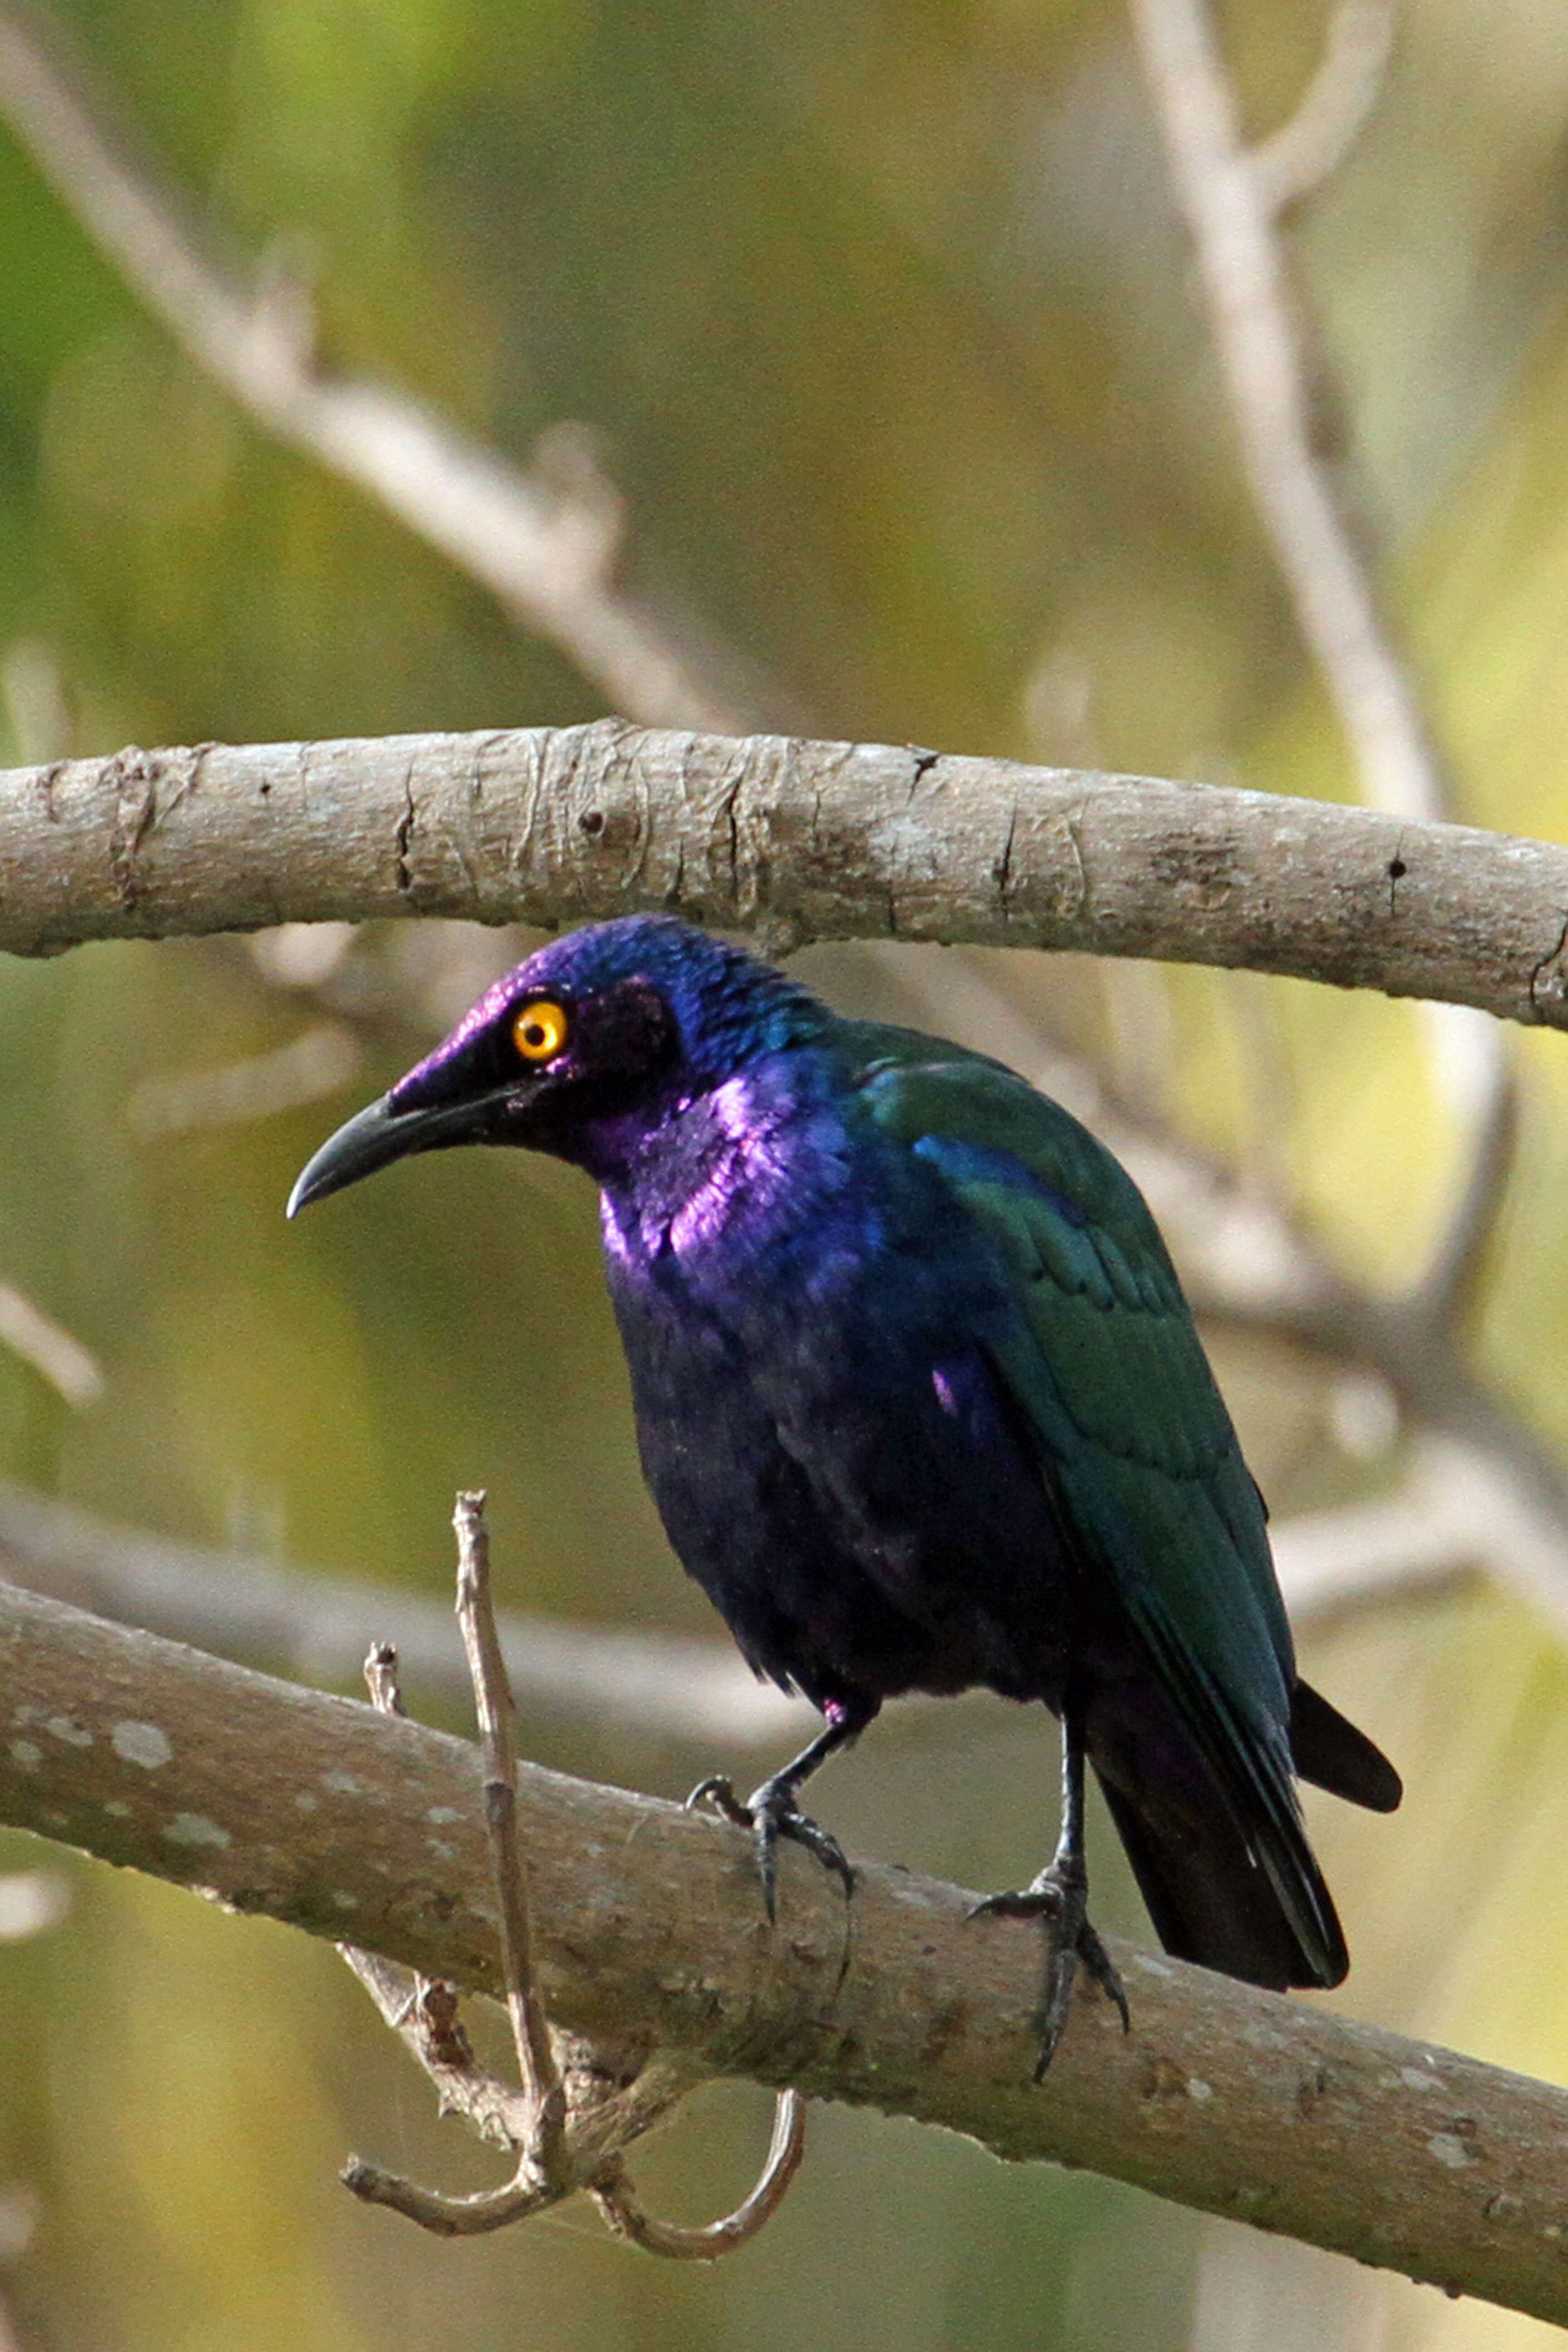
[3, 1578, 1566, 2323]
[3, 721, 1567, 1026]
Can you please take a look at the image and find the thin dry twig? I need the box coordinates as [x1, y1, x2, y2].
[339, 1644, 482, 2092]
[590, 2091, 807, 2260]
[451, 1490, 568, 2188]
[1129, 0, 1441, 827]
[0, 4, 746, 731]
[339, 1500, 807, 2256]
[0, 1282, 102, 1406]
[341, 1500, 574, 2233]
[1250, 0, 1397, 214]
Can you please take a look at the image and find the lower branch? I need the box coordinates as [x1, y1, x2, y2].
[1, 1580, 1566, 2322]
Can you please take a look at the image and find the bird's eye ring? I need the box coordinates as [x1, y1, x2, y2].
[512, 1000, 570, 1063]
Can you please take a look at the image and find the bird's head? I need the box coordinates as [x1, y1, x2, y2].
[286, 915, 826, 1214]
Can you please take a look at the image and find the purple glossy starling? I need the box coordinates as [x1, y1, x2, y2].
[289, 915, 1399, 2069]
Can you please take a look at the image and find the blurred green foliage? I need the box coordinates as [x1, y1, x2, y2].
[4, 0, 1568, 2346]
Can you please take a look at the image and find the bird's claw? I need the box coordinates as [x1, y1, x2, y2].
[686, 1772, 854, 1921]
[753, 1795, 854, 1921]
[968, 1864, 1130, 2077]
[685, 1773, 752, 1828]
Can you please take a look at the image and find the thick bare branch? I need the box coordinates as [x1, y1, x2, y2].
[0, 5, 747, 731]
[4, 1578, 1568, 2325]
[4, 724, 1568, 1028]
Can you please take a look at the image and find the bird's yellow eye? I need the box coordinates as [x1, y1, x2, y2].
[512, 1000, 569, 1063]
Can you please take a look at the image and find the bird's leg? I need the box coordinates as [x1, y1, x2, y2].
[687, 1696, 877, 1921]
[968, 1704, 1130, 2077]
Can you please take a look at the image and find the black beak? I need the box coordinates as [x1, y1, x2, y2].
[287, 1088, 509, 1217]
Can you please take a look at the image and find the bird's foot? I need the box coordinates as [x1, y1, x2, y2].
[686, 1773, 854, 1922]
[969, 1863, 1130, 2078]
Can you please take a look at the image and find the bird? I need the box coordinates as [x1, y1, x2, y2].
[289, 913, 1400, 2072]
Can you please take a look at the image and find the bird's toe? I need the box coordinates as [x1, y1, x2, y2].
[686, 1773, 754, 1828]
[970, 1863, 1130, 2076]
[687, 1773, 854, 1916]
[966, 1881, 1066, 1924]
[1074, 1920, 1131, 2037]
[748, 1782, 854, 1916]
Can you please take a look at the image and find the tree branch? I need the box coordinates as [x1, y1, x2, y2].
[1250, 0, 1397, 216]
[0, 4, 751, 732]
[0, 1476, 802, 1744]
[1130, 0, 1519, 1325]
[3, 1577, 1568, 2325]
[1130, 0, 1441, 827]
[0, 1283, 103, 1405]
[3, 722, 1568, 1029]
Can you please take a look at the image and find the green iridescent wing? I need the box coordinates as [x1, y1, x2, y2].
[853, 1026, 1343, 1979]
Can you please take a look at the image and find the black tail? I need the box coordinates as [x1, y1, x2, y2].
[1093, 1679, 1399, 1989]
[1291, 1679, 1402, 1812]
[1096, 1772, 1348, 1990]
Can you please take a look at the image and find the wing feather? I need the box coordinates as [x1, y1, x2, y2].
[858, 1039, 1348, 1984]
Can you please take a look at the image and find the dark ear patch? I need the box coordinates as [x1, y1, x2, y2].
[573, 976, 677, 1084]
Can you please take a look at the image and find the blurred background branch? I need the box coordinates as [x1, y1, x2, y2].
[0, 1474, 802, 1742]
[0, 1444, 1500, 1738]
[0, 1285, 102, 1408]
[1128, 1, 1534, 2337]
[0, 1, 762, 734]
[1132, 0, 1438, 820]
[1250, 0, 1397, 214]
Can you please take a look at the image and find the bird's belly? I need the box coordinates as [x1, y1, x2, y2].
[609, 1266, 1080, 1709]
